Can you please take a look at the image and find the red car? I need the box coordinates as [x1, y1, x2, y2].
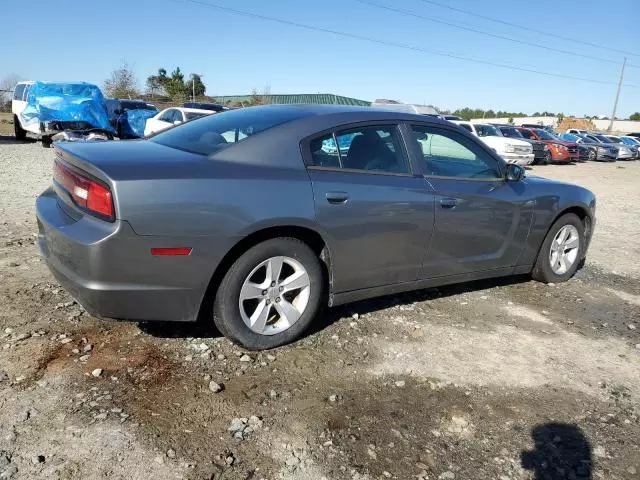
[517, 128, 579, 163]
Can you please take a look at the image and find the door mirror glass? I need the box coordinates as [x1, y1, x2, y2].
[505, 163, 524, 181]
[173, 120, 182, 125]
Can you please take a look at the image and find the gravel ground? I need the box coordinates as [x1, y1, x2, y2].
[0, 137, 639, 480]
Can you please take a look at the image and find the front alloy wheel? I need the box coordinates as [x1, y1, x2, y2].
[532, 213, 585, 283]
[548, 225, 580, 275]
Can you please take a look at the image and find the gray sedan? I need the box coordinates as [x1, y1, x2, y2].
[36, 105, 596, 350]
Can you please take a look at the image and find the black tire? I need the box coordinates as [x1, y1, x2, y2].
[41, 136, 52, 148]
[543, 150, 552, 165]
[13, 116, 26, 141]
[588, 149, 596, 161]
[213, 238, 324, 350]
[531, 213, 585, 284]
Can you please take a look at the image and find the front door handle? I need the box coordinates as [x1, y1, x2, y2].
[326, 191, 349, 204]
[440, 197, 458, 209]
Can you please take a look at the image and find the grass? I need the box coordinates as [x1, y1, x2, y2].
[0, 111, 13, 136]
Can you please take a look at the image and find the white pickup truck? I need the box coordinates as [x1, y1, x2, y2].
[451, 121, 534, 166]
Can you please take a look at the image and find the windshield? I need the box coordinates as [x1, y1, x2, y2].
[605, 136, 622, 143]
[475, 124, 502, 137]
[151, 106, 313, 155]
[499, 127, 524, 138]
[534, 129, 557, 141]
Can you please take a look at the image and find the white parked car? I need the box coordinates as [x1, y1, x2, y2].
[451, 121, 534, 166]
[11, 81, 36, 139]
[144, 107, 213, 136]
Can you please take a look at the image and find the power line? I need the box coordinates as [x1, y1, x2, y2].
[172, 0, 639, 89]
[356, 0, 639, 69]
[414, 0, 640, 58]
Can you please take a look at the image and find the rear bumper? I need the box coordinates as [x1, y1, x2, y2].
[36, 187, 214, 323]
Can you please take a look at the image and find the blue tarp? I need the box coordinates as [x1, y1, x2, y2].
[119, 109, 157, 138]
[19, 82, 114, 133]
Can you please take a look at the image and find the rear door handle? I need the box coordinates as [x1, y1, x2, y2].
[326, 191, 349, 204]
[440, 197, 458, 209]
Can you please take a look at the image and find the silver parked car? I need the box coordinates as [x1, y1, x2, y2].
[36, 105, 596, 350]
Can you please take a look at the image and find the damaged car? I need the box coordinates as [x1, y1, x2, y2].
[105, 99, 158, 139]
[12, 81, 115, 147]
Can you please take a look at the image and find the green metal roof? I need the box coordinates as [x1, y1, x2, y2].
[210, 93, 371, 106]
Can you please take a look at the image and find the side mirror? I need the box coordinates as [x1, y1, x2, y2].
[506, 163, 525, 181]
[173, 120, 182, 125]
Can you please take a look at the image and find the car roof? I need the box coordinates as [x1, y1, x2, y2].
[235, 104, 456, 127]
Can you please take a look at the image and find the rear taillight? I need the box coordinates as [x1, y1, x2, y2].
[53, 160, 114, 220]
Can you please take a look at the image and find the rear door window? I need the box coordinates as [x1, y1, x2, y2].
[309, 125, 410, 174]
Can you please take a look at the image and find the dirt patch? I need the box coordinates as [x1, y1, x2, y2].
[1, 144, 640, 479]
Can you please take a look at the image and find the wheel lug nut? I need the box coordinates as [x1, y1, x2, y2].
[279, 286, 284, 292]
[262, 290, 268, 296]
[271, 281, 276, 287]
[266, 299, 270, 304]
[276, 297, 281, 302]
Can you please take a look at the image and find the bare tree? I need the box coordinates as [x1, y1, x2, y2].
[103, 61, 139, 99]
[0, 74, 23, 107]
[261, 83, 272, 104]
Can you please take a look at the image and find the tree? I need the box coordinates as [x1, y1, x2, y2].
[103, 61, 139, 99]
[557, 112, 565, 124]
[145, 69, 166, 98]
[508, 117, 514, 125]
[0, 74, 23, 106]
[630, 112, 640, 121]
[164, 67, 186, 100]
[188, 74, 206, 100]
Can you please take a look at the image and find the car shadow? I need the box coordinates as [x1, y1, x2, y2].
[521, 423, 592, 479]
[138, 274, 532, 342]
[0, 134, 35, 144]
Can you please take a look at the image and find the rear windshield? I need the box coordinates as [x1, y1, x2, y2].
[151, 106, 312, 155]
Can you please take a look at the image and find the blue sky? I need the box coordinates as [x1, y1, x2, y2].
[3, 0, 639, 116]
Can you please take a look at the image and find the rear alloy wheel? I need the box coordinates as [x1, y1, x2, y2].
[588, 149, 597, 161]
[532, 213, 585, 283]
[543, 150, 552, 165]
[214, 238, 323, 350]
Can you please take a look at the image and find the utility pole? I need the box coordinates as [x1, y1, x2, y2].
[608, 57, 626, 132]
